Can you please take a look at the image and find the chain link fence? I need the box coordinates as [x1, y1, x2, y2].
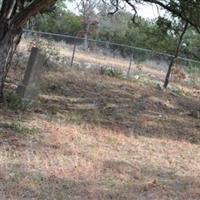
[14, 29, 200, 88]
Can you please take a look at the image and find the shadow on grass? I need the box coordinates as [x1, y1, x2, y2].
[1, 161, 200, 200]
[40, 70, 200, 144]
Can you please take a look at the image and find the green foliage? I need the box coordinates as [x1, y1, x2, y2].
[34, 10, 82, 36]
[33, 7, 178, 55]
[36, 39, 60, 67]
[156, 17, 172, 34]
[28, 1, 200, 61]
[6, 92, 28, 111]
[187, 63, 200, 86]
[128, 20, 176, 53]
[100, 67, 123, 78]
[0, 122, 40, 135]
[99, 14, 177, 56]
[29, 37, 67, 68]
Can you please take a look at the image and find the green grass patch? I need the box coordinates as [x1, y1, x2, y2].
[6, 92, 28, 111]
[0, 122, 40, 135]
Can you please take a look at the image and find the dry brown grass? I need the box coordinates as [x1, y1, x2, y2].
[19, 38, 167, 81]
[1, 68, 200, 199]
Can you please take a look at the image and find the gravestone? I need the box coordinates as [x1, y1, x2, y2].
[16, 47, 45, 103]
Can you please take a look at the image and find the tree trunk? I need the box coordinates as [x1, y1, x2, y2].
[163, 22, 188, 88]
[0, 0, 57, 100]
[0, 22, 22, 100]
[83, 33, 88, 51]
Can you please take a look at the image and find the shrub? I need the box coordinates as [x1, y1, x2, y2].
[0, 122, 40, 135]
[100, 67, 123, 78]
[28, 37, 67, 69]
[6, 92, 28, 111]
[187, 64, 200, 86]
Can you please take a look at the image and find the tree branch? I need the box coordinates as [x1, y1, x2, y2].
[12, 0, 57, 28]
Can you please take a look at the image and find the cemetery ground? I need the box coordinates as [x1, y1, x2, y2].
[0, 67, 200, 199]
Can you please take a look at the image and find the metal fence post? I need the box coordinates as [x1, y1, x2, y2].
[70, 40, 76, 67]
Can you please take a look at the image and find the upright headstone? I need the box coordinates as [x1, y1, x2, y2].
[16, 47, 45, 103]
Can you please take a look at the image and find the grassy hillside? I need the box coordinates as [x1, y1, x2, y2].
[1, 68, 200, 199]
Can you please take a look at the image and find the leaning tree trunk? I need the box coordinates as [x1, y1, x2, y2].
[0, 0, 57, 101]
[0, 23, 22, 100]
[163, 22, 189, 88]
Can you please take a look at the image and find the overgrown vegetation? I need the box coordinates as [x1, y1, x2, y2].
[187, 64, 200, 86]
[0, 122, 40, 135]
[1, 68, 200, 199]
[100, 67, 123, 78]
[30, 4, 200, 62]
[6, 92, 28, 111]
[1, 0, 200, 199]
[29, 37, 66, 68]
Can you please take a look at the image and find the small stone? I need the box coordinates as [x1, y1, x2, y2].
[190, 110, 200, 119]
[134, 75, 140, 80]
[156, 83, 163, 90]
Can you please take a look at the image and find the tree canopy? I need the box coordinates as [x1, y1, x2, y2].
[120, 0, 200, 32]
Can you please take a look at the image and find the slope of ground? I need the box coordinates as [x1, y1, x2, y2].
[1, 68, 200, 199]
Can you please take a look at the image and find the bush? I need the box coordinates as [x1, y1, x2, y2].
[0, 122, 40, 135]
[187, 64, 200, 86]
[100, 67, 123, 78]
[28, 37, 68, 68]
[6, 92, 28, 111]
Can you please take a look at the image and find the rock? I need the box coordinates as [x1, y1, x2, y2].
[16, 47, 45, 103]
[134, 75, 140, 80]
[189, 110, 200, 119]
[156, 83, 163, 90]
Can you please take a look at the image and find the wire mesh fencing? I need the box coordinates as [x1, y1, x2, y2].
[14, 29, 200, 88]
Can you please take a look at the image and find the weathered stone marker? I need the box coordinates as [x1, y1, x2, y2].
[16, 47, 45, 103]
